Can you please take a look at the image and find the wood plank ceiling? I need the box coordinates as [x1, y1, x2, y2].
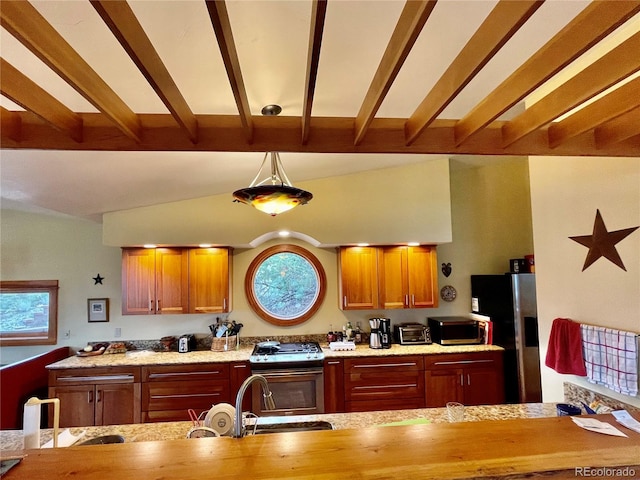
[1, 0, 640, 157]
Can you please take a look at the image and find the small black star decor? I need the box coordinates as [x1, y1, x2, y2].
[92, 274, 104, 285]
[569, 209, 639, 272]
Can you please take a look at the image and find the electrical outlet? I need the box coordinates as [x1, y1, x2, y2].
[114, 327, 122, 338]
[63, 329, 71, 339]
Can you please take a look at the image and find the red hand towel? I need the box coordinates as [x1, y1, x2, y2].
[545, 318, 587, 376]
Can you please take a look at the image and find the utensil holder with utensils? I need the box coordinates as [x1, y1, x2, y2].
[211, 335, 237, 352]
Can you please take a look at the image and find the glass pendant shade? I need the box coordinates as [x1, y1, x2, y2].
[233, 152, 312, 216]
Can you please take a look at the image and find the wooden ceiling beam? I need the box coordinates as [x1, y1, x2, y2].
[548, 76, 640, 148]
[404, 0, 542, 146]
[0, 0, 141, 142]
[502, 31, 640, 147]
[0, 106, 21, 143]
[595, 107, 640, 148]
[0, 58, 82, 142]
[301, 0, 327, 145]
[354, 0, 437, 146]
[2, 111, 638, 157]
[91, 0, 198, 144]
[205, 0, 253, 144]
[454, 1, 640, 146]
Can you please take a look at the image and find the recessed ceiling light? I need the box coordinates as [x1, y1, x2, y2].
[278, 230, 290, 237]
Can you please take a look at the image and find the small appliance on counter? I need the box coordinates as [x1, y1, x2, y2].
[379, 318, 391, 348]
[369, 317, 391, 349]
[368, 318, 382, 349]
[427, 317, 482, 345]
[394, 323, 432, 345]
[178, 334, 197, 353]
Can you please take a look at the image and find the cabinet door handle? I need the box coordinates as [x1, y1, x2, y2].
[343, 296, 347, 308]
[467, 374, 471, 386]
[327, 361, 341, 365]
[460, 374, 464, 386]
[233, 364, 247, 369]
[405, 295, 409, 307]
[149, 300, 153, 313]
[97, 390, 102, 403]
[157, 299, 161, 312]
[412, 294, 415, 306]
[88, 390, 93, 403]
[223, 298, 227, 310]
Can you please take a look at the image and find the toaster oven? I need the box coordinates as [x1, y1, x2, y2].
[393, 323, 432, 345]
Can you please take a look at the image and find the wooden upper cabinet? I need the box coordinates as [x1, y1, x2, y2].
[378, 246, 409, 309]
[406, 245, 438, 308]
[338, 247, 379, 310]
[188, 248, 231, 313]
[380, 245, 438, 309]
[122, 248, 156, 315]
[121, 247, 188, 315]
[155, 248, 189, 314]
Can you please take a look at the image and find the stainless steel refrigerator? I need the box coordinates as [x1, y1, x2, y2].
[471, 273, 542, 403]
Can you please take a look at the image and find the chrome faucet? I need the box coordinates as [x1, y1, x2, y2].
[234, 374, 276, 438]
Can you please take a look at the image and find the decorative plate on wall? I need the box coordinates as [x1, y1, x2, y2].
[440, 285, 457, 302]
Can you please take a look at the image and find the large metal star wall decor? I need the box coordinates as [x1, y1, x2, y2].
[569, 209, 639, 272]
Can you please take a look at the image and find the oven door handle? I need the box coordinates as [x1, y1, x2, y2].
[257, 370, 323, 378]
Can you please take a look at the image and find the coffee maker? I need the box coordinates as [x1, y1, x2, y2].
[379, 318, 391, 349]
[368, 318, 382, 349]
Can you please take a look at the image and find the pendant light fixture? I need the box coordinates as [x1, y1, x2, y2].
[232, 105, 313, 216]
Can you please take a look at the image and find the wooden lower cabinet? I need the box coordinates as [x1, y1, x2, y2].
[343, 356, 425, 412]
[48, 367, 141, 427]
[141, 364, 230, 422]
[323, 359, 345, 413]
[424, 352, 505, 407]
[229, 361, 252, 411]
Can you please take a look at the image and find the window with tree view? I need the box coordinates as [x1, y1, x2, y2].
[245, 245, 326, 326]
[0, 280, 59, 346]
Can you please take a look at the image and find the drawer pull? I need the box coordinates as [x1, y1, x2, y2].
[233, 364, 247, 369]
[327, 361, 341, 365]
[148, 371, 222, 379]
[353, 383, 417, 390]
[432, 359, 494, 366]
[58, 375, 134, 383]
[352, 362, 417, 369]
[151, 393, 221, 399]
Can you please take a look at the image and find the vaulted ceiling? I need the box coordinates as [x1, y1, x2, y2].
[1, 1, 639, 221]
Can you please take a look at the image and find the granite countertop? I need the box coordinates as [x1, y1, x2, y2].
[1, 403, 557, 451]
[47, 343, 504, 369]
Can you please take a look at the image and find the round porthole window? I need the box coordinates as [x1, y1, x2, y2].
[245, 244, 326, 326]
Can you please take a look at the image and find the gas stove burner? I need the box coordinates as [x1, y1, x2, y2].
[250, 341, 324, 368]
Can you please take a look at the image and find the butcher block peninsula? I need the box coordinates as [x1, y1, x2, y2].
[2, 411, 639, 479]
[2, 344, 640, 479]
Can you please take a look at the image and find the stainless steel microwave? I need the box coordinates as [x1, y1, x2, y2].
[427, 317, 482, 345]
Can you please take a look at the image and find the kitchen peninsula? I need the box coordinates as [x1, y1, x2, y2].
[2, 408, 639, 479]
[1, 346, 639, 478]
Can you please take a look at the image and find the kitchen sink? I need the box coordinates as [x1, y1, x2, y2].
[248, 420, 334, 435]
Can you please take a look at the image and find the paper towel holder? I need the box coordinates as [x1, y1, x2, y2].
[23, 397, 60, 448]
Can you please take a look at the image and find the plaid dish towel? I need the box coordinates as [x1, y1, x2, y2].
[580, 325, 639, 396]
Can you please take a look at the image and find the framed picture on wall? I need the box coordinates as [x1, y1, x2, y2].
[88, 298, 109, 322]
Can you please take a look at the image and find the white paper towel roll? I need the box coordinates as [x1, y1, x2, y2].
[22, 402, 41, 449]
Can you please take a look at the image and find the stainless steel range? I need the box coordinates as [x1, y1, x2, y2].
[249, 341, 324, 416]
